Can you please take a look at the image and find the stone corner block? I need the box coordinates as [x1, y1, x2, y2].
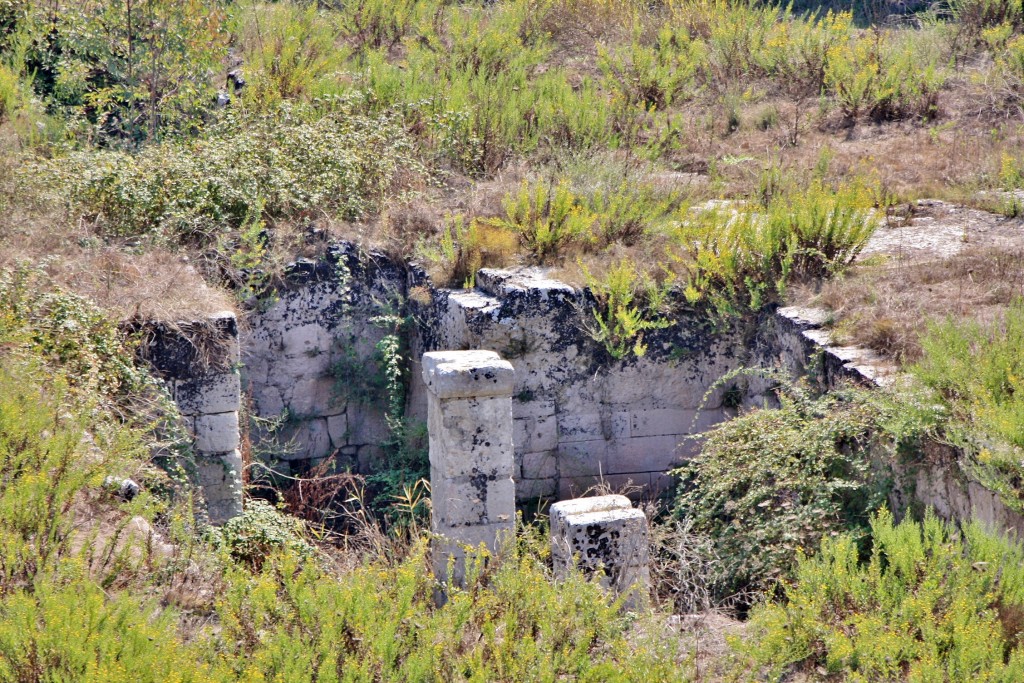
[421, 350, 514, 399]
[550, 500, 650, 603]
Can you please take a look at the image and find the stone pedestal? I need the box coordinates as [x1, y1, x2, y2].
[550, 495, 650, 607]
[422, 350, 516, 585]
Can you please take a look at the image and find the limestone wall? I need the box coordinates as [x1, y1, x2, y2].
[415, 269, 751, 500]
[242, 243, 413, 476]
[239, 246, 843, 501]
[137, 312, 243, 524]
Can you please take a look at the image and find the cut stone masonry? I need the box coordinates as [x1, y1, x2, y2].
[550, 494, 650, 606]
[139, 312, 244, 524]
[423, 350, 517, 585]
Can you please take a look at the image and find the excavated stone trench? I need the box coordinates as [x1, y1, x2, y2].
[143, 204, 1024, 533]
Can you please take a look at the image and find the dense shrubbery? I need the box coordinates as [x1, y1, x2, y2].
[744, 509, 1024, 680]
[31, 100, 422, 242]
[672, 379, 941, 600]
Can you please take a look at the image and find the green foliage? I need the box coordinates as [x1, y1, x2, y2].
[0, 575, 213, 683]
[824, 30, 947, 122]
[22, 0, 228, 143]
[230, 2, 349, 108]
[911, 299, 1024, 504]
[33, 99, 422, 240]
[669, 180, 878, 318]
[418, 213, 517, 288]
[0, 262, 150, 400]
[210, 499, 313, 570]
[488, 180, 596, 261]
[743, 509, 1024, 681]
[672, 383, 893, 598]
[583, 260, 671, 359]
[213, 528, 687, 682]
[598, 25, 704, 112]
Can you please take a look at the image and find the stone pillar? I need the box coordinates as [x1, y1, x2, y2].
[141, 312, 244, 525]
[550, 494, 650, 606]
[422, 350, 516, 585]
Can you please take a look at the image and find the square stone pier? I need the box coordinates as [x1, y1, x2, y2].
[550, 494, 650, 606]
[422, 350, 516, 585]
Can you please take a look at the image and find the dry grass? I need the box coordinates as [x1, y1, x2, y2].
[796, 244, 1024, 361]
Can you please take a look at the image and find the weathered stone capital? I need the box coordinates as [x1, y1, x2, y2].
[421, 350, 514, 399]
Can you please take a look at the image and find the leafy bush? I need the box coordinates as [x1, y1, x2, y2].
[487, 180, 597, 261]
[914, 299, 1024, 450]
[21, 0, 229, 143]
[33, 100, 423, 240]
[824, 30, 947, 122]
[213, 529, 688, 682]
[210, 499, 313, 569]
[0, 577, 212, 683]
[418, 213, 517, 287]
[0, 263, 151, 400]
[597, 26, 704, 112]
[743, 509, 1024, 680]
[911, 299, 1024, 504]
[672, 385, 891, 598]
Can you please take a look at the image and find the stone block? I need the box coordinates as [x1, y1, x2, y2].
[557, 413, 603, 443]
[174, 372, 241, 416]
[610, 411, 631, 439]
[515, 478, 556, 500]
[513, 417, 531, 451]
[531, 413, 559, 451]
[252, 384, 285, 417]
[275, 418, 331, 461]
[431, 474, 515, 528]
[421, 350, 515, 400]
[347, 404, 391, 446]
[283, 377, 338, 417]
[281, 323, 330, 358]
[605, 436, 685, 474]
[327, 413, 349, 447]
[550, 504, 650, 602]
[557, 440, 608, 478]
[356, 444, 387, 473]
[194, 450, 243, 524]
[193, 412, 240, 453]
[427, 395, 514, 478]
[650, 473, 678, 497]
[521, 450, 557, 480]
[550, 495, 632, 541]
[629, 409, 696, 438]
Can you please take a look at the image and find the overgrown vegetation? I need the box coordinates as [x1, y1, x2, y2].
[743, 509, 1024, 680]
[672, 378, 939, 600]
[5, 0, 1024, 679]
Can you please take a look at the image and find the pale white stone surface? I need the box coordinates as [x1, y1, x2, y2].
[193, 412, 240, 454]
[421, 350, 515, 400]
[550, 497, 650, 604]
[425, 350, 517, 586]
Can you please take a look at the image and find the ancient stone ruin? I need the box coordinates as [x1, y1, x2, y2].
[422, 350, 517, 584]
[550, 494, 650, 605]
[138, 240, 1024, 542]
[138, 312, 244, 525]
